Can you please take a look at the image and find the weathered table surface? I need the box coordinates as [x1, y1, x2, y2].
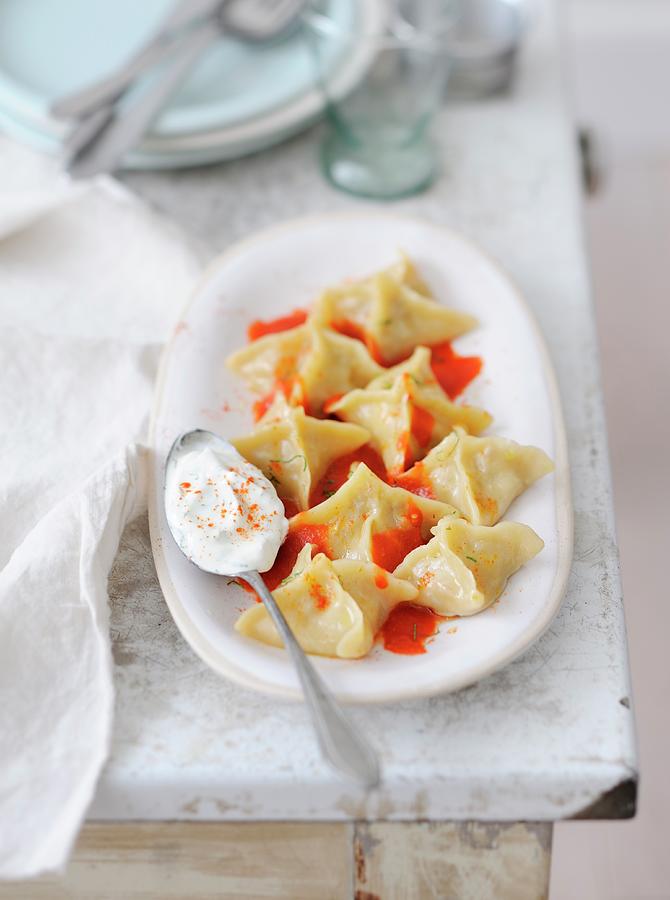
[92, 0, 636, 825]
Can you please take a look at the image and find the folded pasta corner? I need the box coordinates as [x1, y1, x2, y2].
[394, 515, 544, 616]
[396, 428, 554, 525]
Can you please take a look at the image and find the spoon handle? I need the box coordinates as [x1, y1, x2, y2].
[242, 570, 380, 789]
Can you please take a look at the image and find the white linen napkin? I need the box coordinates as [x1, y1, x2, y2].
[0, 138, 200, 877]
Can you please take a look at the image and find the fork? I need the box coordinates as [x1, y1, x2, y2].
[65, 0, 306, 179]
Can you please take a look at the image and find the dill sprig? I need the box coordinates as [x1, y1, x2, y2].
[269, 453, 307, 471]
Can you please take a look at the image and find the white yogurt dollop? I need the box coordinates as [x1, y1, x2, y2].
[165, 437, 288, 574]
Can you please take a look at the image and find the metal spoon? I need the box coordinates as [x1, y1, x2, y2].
[164, 428, 381, 789]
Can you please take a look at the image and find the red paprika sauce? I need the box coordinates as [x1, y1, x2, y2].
[252, 368, 305, 422]
[393, 461, 435, 498]
[309, 445, 387, 506]
[247, 308, 308, 342]
[370, 501, 424, 572]
[430, 341, 482, 399]
[380, 603, 444, 655]
[261, 523, 330, 591]
[331, 318, 383, 364]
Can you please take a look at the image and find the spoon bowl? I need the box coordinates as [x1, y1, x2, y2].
[164, 427, 264, 576]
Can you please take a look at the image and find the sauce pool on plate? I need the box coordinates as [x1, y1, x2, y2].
[247, 308, 308, 341]
[380, 603, 444, 655]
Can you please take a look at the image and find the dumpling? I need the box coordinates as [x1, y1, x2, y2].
[226, 323, 309, 399]
[312, 255, 477, 364]
[394, 516, 544, 616]
[327, 347, 492, 474]
[290, 463, 457, 570]
[395, 427, 554, 525]
[297, 325, 384, 414]
[231, 395, 370, 512]
[235, 545, 417, 658]
[226, 322, 383, 416]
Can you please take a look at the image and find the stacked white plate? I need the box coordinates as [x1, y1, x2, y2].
[0, 0, 381, 169]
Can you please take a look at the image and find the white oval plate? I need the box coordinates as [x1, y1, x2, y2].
[149, 214, 572, 703]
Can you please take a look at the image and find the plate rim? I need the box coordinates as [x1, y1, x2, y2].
[148, 211, 574, 704]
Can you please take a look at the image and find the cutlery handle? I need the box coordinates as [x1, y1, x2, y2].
[52, 34, 182, 121]
[242, 571, 380, 789]
[51, 0, 224, 120]
[62, 105, 115, 162]
[67, 21, 220, 179]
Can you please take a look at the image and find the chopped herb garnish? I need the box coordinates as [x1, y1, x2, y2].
[324, 478, 335, 486]
[446, 434, 459, 454]
[280, 570, 303, 586]
[412, 623, 418, 641]
[409, 374, 424, 386]
[382, 318, 392, 326]
[269, 453, 308, 471]
[323, 489, 336, 498]
[266, 471, 281, 487]
[465, 555, 478, 563]
[226, 579, 240, 587]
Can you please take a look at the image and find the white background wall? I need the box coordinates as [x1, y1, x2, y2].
[551, 1, 670, 897]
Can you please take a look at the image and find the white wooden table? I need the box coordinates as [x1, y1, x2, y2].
[6, 1, 636, 897]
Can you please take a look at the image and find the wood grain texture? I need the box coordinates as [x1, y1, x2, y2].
[0, 822, 353, 900]
[353, 821, 553, 900]
[0, 820, 553, 899]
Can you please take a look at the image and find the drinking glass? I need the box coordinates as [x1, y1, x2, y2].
[303, 0, 456, 200]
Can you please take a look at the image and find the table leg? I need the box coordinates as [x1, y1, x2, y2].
[353, 821, 553, 900]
